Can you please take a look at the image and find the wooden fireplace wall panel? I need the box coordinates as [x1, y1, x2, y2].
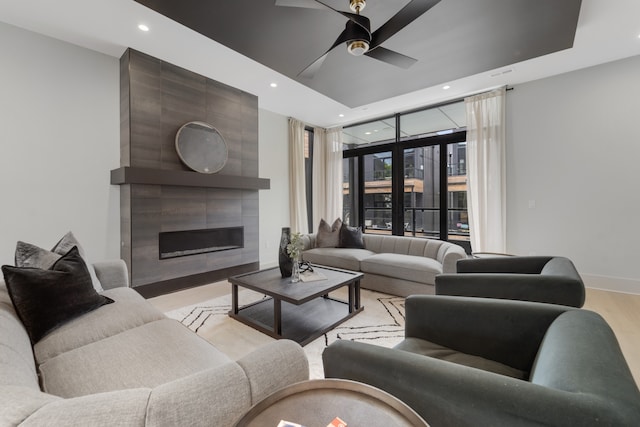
[120, 49, 261, 289]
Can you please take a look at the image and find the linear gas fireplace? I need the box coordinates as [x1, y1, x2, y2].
[159, 227, 244, 260]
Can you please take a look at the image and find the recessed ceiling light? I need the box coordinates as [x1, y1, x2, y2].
[338, 114, 345, 117]
[270, 82, 278, 88]
[138, 24, 149, 32]
[443, 85, 451, 90]
[365, 131, 372, 135]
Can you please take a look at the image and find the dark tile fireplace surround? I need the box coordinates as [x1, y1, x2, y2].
[112, 49, 270, 297]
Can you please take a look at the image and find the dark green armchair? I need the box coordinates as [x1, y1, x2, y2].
[323, 295, 640, 426]
[435, 256, 585, 307]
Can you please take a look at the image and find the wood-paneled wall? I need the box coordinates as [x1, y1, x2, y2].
[120, 49, 260, 293]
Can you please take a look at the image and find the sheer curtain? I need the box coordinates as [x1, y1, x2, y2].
[465, 87, 507, 253]
[312, 126, 343, 227]
[288, 118, 308, 234]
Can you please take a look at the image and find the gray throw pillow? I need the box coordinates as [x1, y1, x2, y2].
[316, 218, 342, 248]
[338, 223, 365, 249]
[2, 246, 114, 344]
[15, 232, 104, 292]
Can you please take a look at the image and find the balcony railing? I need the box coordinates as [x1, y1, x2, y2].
[362, 206, 469, 240]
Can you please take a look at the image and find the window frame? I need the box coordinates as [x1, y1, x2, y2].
[342, 108, 470, 252]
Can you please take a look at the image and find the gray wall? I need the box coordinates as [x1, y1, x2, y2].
[506, 54, 640, 292]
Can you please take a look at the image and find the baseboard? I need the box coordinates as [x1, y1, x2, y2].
[582, 274, 640, 295]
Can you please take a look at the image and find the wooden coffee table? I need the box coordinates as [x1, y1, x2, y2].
[234, 379, 429, 427]
[228, 265, 363, 346]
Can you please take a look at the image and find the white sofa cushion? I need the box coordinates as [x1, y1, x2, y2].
[361, 253, 443, 284]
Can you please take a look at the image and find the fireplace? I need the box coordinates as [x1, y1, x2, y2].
[116, 49, 267, 297]
[159, 227, 244, 260]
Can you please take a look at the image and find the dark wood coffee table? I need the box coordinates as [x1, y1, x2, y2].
[228, 265, 363, 346]
[234, 379, 429, 427]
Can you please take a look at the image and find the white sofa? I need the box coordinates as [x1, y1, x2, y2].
[0, 259, 309, 426]
[302, 233, 467, 297]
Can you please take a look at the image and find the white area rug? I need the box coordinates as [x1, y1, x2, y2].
[165, 287, 405, 378]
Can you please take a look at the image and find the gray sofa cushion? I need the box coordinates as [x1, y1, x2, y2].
[35, 287, 166, 364]
[2, 247, 113, 344]
[338, 224, 365, 248]
[15, 232, 104, 292]
[316, 218, 342, 248]
[146, 364, 251, 427]
[303, 247, 375, 271]
[0, 386, 62, 426]
[0, 287, 39, 388]
[39, 319, 232, 398]
[361, 253, 442, 284]
[7, 388, 150, 427]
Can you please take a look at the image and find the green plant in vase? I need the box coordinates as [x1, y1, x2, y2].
[286, 232, 304, 282]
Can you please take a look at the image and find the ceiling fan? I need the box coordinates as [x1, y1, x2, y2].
[275, 0, 441, 77]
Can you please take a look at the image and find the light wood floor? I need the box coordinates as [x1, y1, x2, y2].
[149, 283, 640, 385]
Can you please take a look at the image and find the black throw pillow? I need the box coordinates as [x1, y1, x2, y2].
[1, 246, 113, 344]
[338, 223, 365, 249]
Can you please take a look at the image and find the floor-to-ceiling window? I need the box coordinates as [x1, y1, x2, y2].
[342, 101, 470, 252]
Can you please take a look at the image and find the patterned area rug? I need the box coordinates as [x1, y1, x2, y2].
[165, 287, 406, 378]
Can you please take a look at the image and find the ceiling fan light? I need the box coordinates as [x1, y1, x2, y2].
[348, 40, 369, 56]
[349, 0, 366, 13]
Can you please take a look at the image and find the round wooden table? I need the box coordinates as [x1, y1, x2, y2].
[235, 379, 429, 427]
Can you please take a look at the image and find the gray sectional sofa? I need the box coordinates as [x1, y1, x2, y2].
[302, 233, 467, 297]
[0, 260, 309, 426]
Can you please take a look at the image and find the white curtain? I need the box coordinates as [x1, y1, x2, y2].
[288, 118, 308, 234]
[465, 87, 507, 253]
[312, 126, 343, 228]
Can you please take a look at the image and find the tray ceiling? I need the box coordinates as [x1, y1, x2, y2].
[134, 0, 582, 108]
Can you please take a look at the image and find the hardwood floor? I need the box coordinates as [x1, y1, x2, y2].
[149, 283, 640, 385]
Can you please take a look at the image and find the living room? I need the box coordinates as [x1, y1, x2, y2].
[1, 0, 639, 425]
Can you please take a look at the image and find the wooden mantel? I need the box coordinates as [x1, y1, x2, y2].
[110, 166, 270, 190]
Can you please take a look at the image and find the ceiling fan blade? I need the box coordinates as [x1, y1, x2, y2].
[370, 0, 441, 48]
[274, 0, 324, 9]
[298, 29, 350, 78]
[298, 53, 330, 79]
[365, 46, 417, 69]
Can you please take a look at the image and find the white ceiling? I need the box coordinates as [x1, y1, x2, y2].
[0, 0, 639, 128]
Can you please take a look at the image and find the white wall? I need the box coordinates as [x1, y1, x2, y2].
[506, 55, 640, 293]
[258, 109, 290, 268]
[0, 22, 120, 264]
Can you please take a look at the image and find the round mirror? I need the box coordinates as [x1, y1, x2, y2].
[175, 121, 228, 174]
